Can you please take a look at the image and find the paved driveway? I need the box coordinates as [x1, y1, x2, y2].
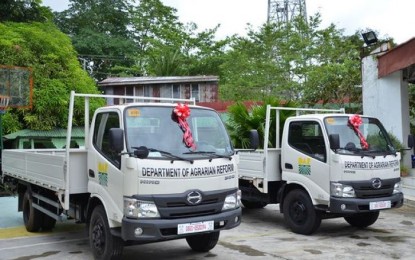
[1, 196, 415, 259]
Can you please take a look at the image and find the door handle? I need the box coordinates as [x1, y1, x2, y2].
[285, 163, 293, 169]
[89, 169, 95, 178]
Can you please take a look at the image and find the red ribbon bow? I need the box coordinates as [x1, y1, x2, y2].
[174, 103, 196, 149]
[174, 103, 191, 119]
[348, 114, 369, 150]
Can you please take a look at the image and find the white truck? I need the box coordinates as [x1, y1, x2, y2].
[238, 105, 405, 235]
[1, 91, 241, 259]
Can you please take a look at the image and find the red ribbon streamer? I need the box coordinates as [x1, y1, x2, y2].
[348, 114, 369, 150]
[174, 103, 196, 149]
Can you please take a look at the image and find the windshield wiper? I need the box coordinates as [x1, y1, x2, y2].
[132, 147, 194, 164]
[183, 151, 233, 161]
[387, 145, 398, 157]
[148, 148, 194, 164]
[357, 150, 376, 159]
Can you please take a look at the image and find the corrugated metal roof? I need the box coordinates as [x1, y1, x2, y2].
[4, 127, 85, 140]
[98, 75, 219, 87]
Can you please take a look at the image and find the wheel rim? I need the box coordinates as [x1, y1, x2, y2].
[91, 219, 106, 255]
[289, 200, 307, 224]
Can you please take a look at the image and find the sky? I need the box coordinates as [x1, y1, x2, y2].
[43, 0, 415, 45]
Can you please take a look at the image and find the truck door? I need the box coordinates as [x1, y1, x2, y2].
[283, 120, 330, 200]
[88, 111, 124, 223]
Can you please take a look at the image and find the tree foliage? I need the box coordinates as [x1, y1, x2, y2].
[220, 15, 363, 110]
[0, 0, 53, 23]
[54, 0, 137, 80]
[0, 22, 103, 133]
[53, 0, 228, 79]
[226, 97, 298, 149]
[1, 0, 403, 134]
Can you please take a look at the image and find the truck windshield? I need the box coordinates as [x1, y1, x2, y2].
[324, 116, 395, 155]
[124, 106, 233, 159]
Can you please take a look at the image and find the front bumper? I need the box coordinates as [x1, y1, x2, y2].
[121, 207, 241, 242]
[329, 192, 404, 213]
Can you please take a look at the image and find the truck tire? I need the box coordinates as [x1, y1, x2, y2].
[283, 189, 321, 235]
[344, 211, 380, 228]
[89, 205, 124, 260]
[23, 190, 42, 232]
[241, 199, 267, 209]
[41, 215, 57, 231]
[186, 231, 220, 252]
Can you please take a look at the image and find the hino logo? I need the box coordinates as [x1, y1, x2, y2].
[187, 191, 202, 205]
[372, 178, 382, 189]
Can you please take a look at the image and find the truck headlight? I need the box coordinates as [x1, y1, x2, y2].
[393, 181, 402, 194]
[222, 190, 241, 211]
[330, 182, 355, 198]
[124, 198, 160, 218]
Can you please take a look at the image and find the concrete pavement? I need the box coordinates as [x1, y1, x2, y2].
[1, 194, 414, 232]
[0, 195, 22, 228]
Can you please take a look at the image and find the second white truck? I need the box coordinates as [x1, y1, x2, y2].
[238, 105, 405, 235]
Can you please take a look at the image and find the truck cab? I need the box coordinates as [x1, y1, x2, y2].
[238, 106, 404, 235]
[282, 114, 403, 212]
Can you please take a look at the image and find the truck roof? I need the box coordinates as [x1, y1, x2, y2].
[288, 113, 375, 121]
[96, 102, 215, 112]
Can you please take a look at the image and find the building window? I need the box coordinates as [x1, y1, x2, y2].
[191, 84, 199, 102]
[173, 84, 180, 99]
[144, 86, 151, 98]
[126, 87, 134, 103]
[134, 86, 144, 97]
[160, 84, 172, 99]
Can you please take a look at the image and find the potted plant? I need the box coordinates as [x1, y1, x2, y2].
[401, 165, 410, 177]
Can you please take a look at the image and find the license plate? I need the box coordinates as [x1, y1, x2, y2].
[177, 221, 214, 235]
[369, 200, 391, 210]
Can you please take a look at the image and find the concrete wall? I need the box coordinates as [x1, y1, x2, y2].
[362, 54, 411, 165]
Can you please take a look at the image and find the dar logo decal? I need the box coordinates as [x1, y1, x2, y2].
[98, 162, 109, 186]
[298, 157, 311, 175]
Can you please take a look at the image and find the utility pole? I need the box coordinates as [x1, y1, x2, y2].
[267, 0, 307, 24]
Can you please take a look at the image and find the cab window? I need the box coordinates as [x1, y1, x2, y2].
[288, 121, 326, 162]
[93, 112, 121, 168]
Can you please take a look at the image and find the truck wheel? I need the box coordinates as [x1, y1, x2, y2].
[186, 231, 220, 252]
[241, 199, 267, 209]
[89, 205, 124, 260]
[344, 211, 380, 228]
[23, 190, 42, 232]
[41, 215, 56, 231]
[283, 189, 321, 235]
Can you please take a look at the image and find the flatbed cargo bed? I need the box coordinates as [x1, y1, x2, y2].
[2, 149, 87, 194]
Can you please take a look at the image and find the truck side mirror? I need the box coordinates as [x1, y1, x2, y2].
[329, 134, 340, 150]
[408, 135, 414, 149]
[249, 130, 259, 150]
[109, 128, 124, 153]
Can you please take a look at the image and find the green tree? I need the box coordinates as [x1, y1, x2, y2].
[54, 0, 138, 80]
[226, 97, 297, 149]
[0, 22, 103, 133]
[219, 14, 363, 110]
[0, 0, 53, 23]
[129, 0, 187, 75]
[129, 0, 227, 76]
[54, 0, 228, 78]
[182, 27, 230, 76]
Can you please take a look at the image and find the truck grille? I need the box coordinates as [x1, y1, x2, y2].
[138, 188, 236, 219]
[346, 178, 397, 199]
